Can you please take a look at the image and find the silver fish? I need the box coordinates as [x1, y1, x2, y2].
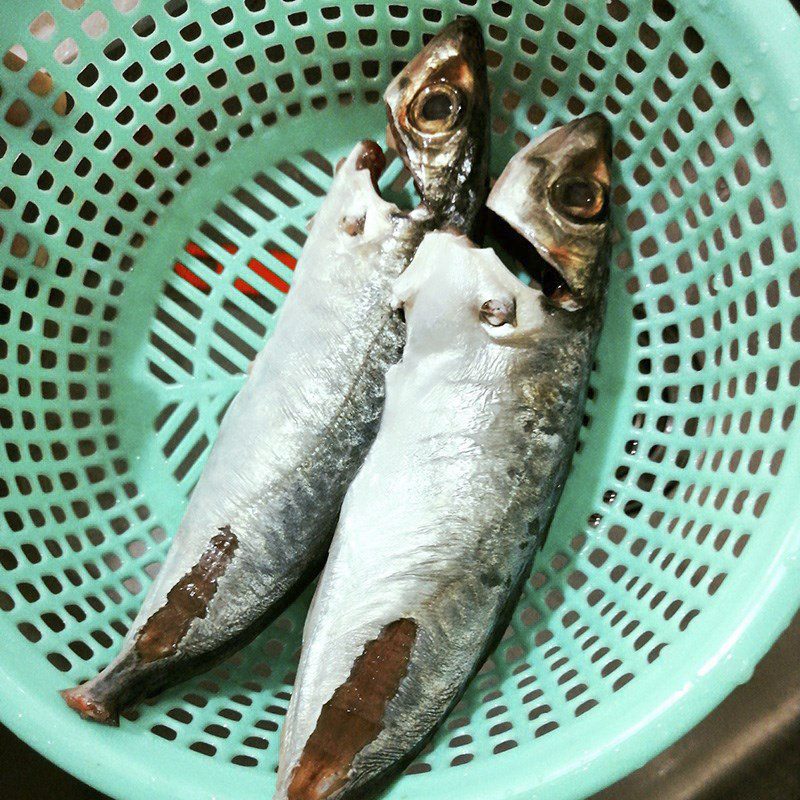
[61, 18, 489, 725]
[274, 113, 612, 800]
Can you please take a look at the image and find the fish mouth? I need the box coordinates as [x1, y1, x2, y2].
[487, 112, 613, 310]
[486, 210, 578, 309]
[431, 15, 485, 57]
[384, 114, 408, 181]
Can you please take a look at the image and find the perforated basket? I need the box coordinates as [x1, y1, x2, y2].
[1, 1, 800, 799]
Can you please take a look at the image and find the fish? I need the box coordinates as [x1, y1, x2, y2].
[61, 17, 489, 725]
[273, 112, 612, 800]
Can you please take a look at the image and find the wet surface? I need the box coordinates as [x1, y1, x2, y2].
[591, 610, 800, 800]
[2, 3, 799, 794]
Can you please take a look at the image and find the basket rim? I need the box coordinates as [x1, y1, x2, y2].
[2, 1, 800, 799]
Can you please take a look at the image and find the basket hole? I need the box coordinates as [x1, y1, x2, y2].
[68, 639, 93, 660]
[54, 37, 80, 65]
[152, 724, 177, 741]
[47, 652, 72, 672]
[82, 11, 109, 39]
[30, 12, 57, 40]
[232, 754, 258, 767]
[5, 100, 31, 128]
[534, 720, 559, 738]
[0, 589, 15, 612]
[575, 698, 599, 717]
[211, 5, 234, 26]
[205, 723, 231, 739]
[493, 739, 518, 754]
[448, 733, 473, 749]
[242, 735, 268, 751]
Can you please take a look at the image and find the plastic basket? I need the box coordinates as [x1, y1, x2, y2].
[1, 1, 800, 799]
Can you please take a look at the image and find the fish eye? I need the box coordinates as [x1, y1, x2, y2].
[550, 175, 606, 222]
[409, 83, 464, 136]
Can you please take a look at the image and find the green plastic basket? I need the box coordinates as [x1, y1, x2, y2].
[2, 1, 800, 798]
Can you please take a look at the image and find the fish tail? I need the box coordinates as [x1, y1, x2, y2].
[61, 679, 121, 726]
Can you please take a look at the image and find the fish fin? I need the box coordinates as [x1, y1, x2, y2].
[61, 684, 120, 726]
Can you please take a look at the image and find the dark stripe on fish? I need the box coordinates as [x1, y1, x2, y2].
[135, 526, 239, 663]
[288, 618, 418, 800]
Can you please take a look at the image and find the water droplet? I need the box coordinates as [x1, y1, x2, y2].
[750, 79, 765, 102]
[789, 97, 800, 112]
[588, 513, 602, 528]
[603, 490, 617, 504]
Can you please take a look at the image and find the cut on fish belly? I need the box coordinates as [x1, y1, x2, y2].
[134, 526, 239, 664]
[275, 112, 612, 800]
[288, 619, 418, 800]
[62, 17, 490, 724]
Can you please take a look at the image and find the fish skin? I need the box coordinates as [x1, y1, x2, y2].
[275, 114, 611, 800]
[62, 18, 491, 724]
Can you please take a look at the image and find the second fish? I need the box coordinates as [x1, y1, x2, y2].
[275, 113, 612, 800]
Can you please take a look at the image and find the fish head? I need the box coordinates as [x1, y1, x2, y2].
[487, 112, 613, 310]
[384, 17, 490, 233]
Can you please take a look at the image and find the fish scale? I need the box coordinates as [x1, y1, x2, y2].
[60, 147, 422, 723]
